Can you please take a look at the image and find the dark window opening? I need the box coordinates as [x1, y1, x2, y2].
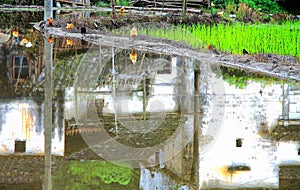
[15, 140, 26, 153]
[14, 56, 30, 79]
[157, 61, 171, 74]
[236, 138, 243, 147]
[298, 148, 300, 156]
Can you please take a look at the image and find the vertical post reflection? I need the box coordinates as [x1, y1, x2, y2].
[191, 65, 200, 189]
[112, 47, 118, 137]
[142, 77, 147, 120]
[282, 82, 290, 125]
[44, 34, 53, 190]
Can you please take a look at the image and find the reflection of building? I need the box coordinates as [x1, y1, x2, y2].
[12, 56, 30, 80]
[140, 165, 193, 190]
[128, 58, 197, 190]
[198, 64, 300, 189]
[278, 84, 300, 126]
[0, 98, 63, 188]
[0, 99, 64, 156]
[0, 155, 44, 190]
[279, 165, 300, 189]
[0, 28, 93, 96]
[62, 55, 198, 189]
[2, 32, 43, 86]
[64, 47, 176, 130]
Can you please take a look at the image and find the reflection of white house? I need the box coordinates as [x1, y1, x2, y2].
[140, 165, 193, 190]
[65, 58, 180, 122]
[64, 55, 300, 189]
[104, 58, 178, 114]
[199, 69, 300, 189]
[280, 84, 300, 124]
[0, 99, 64, 156]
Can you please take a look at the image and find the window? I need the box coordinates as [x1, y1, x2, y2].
[13, 56, 30, 79]
[15, 140, 26, 153]
[236, 138, 243, 147]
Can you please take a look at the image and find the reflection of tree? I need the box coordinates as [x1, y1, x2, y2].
[219, 66, 251, 89]
[0, 12, 43, 30]
[0, 104, 11, 132]
[260, 123, 300, 141]
[218, 66, 282, 89]
[52, 161, 137, 189]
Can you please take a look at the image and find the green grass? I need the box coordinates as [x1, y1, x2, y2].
[132, 21, 300, 60]
[218, 66, 285, 89]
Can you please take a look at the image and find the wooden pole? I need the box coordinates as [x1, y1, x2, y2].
[182, 0, 187, 15]
[44, 0, 53, 20]
[43, 6, 53, 189]
[43, 34, 53, 190]
[111, 0, 116, 18]
[210, 0, 214, 26]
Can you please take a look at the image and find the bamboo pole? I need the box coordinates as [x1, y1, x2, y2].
[114, 5, 202, 14]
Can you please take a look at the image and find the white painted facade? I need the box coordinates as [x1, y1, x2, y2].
[199, 70, 300, 189]
[0, 99, 64, 156]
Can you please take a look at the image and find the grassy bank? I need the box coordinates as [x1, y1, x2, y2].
[136, 21, 300, 60]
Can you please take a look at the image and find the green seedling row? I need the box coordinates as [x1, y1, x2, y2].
[136, 21, 300, 60]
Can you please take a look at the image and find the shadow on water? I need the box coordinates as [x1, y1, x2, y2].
[0, 10, 300, 190]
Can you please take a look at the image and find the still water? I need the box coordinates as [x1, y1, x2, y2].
[0, 11, 300, 190]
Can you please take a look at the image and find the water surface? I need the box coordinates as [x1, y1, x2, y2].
[0, 10, 300, 190]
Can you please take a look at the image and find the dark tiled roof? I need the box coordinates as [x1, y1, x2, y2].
[0, 155, 61, 184]
[279, 165, 300, 190]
